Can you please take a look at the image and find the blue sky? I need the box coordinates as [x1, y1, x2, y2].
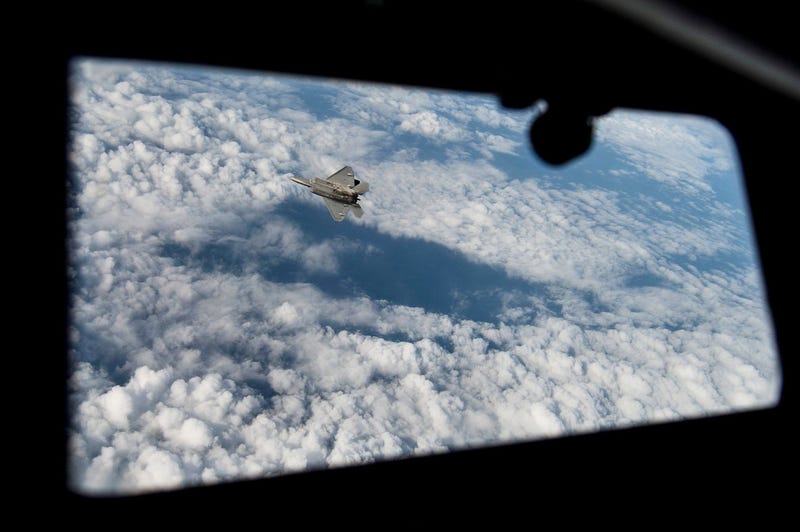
[67, 58, 779, 494]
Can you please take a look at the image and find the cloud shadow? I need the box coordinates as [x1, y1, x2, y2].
[160, 199, 551, 324]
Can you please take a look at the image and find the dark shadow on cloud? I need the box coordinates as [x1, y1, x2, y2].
[69, 320, 131, 379]
[161, 241, 249, 276]
[275, 200, 553, 324]
[160, 199, 550, 324]
[624, 270, 672, 289]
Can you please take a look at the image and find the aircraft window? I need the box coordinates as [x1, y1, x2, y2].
[67, 58, 780, 495]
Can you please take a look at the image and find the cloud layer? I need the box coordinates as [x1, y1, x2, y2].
[68, 59, 779, 494]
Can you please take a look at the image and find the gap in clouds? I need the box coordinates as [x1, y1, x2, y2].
[531, 138, 758, 279]
[548, 139, 747, 234]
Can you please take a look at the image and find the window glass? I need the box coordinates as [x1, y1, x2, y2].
[68, 58, 780, 495]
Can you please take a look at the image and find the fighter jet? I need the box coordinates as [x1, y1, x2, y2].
[290, 166, 369, 222]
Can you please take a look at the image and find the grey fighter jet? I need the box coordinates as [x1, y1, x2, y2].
[290, 166, 369, 222]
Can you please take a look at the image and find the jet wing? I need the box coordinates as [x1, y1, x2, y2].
[327, 166, 356, 187]
[323, 197, 350, 222]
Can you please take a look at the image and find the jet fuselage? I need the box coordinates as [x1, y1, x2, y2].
[290, 176, 360, 205]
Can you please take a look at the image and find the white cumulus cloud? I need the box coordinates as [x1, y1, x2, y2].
[596, 109, 735, 194]
[67, 58, 779, 496]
